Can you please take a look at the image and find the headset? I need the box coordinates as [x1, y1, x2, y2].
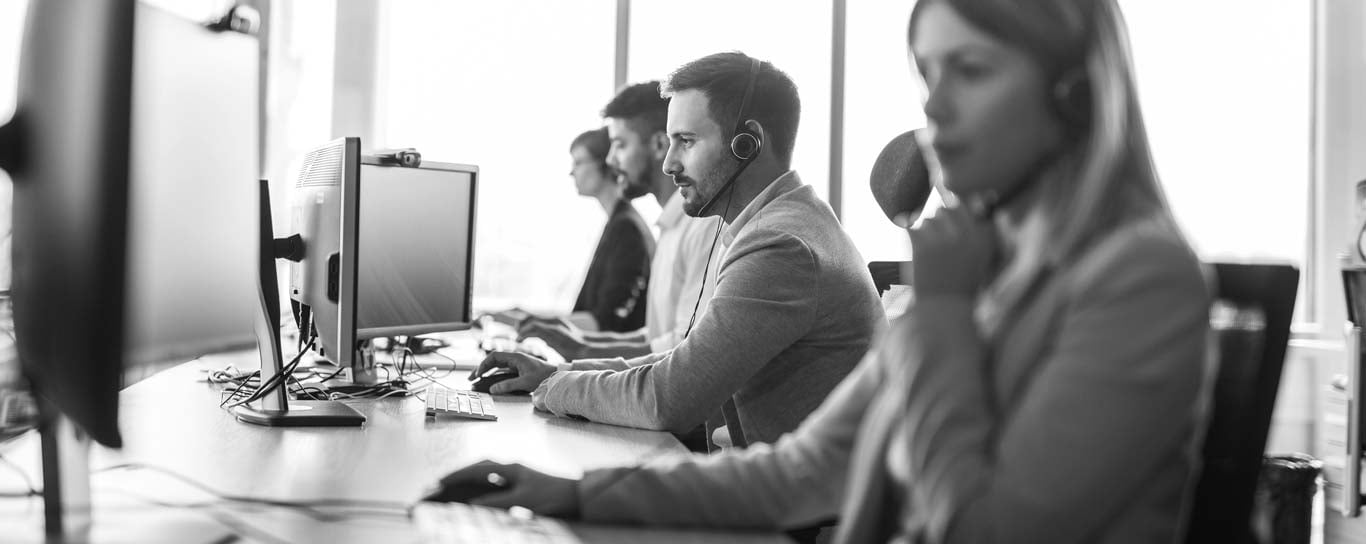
[1052, 66, 1091, 133]
[968, 64, 1092, 218]
[695, 57, 763, 216]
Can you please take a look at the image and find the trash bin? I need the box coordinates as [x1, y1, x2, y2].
[1252, 453, 1322, 544]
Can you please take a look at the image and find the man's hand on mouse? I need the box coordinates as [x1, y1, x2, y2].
[471, 351, 559, 394]
[429, 460, 580, 518]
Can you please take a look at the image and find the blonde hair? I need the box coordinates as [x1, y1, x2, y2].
[1043, 0, 1178, 262]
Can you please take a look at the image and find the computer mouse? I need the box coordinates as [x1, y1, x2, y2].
[470, 368, 519, 394]
[422, 472, 508, 503]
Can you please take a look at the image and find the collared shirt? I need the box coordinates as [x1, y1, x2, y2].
[645, 191, 724, 352]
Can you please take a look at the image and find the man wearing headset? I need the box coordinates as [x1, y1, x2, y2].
[518, 81, 725, 364]
[475, 52, 884, 450]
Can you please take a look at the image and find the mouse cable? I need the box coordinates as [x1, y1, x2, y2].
[95, 462, 411, 520]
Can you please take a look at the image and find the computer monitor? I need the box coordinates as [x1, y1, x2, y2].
[0, 0, 261, 535]
[287, 138, 365, 379]
[231, 179, 364, 427]
[356, 159, 478, 339]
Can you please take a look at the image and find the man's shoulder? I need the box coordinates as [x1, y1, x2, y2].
[756, 185, 836, 228]
[737, 187, 841, 249]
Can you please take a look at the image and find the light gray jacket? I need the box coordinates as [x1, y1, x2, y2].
[532, 171, 885, 446]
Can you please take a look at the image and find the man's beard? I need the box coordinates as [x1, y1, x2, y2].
[618, 167, 651, 199]
[680, 160, 738, 217]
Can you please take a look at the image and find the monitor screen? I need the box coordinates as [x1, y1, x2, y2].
[356, 161, 478, 338]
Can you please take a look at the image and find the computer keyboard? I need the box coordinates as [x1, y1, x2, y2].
[413, 502, 581, 544]
[425, 385, 498, 421]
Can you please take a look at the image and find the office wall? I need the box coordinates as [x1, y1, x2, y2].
[371, 1, 619, 315]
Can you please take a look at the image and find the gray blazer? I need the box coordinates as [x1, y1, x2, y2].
[577, 214, 1212, 544]
[534, 171, 885, 446]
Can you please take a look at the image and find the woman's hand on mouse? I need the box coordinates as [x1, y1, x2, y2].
[435, 460, 580, 518]
[471, 351, 559, 394]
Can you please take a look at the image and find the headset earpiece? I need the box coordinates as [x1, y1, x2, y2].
[730, 58, 763, 162]
[731, 131, 761, 161]
[1052, 68, 1091, 133]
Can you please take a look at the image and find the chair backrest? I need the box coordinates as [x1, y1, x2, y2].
[1184, 263, 1300, 544]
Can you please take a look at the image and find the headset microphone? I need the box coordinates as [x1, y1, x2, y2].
[695, 155, 755, 216]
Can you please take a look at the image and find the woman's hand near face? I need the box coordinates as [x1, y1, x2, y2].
[910, 206, 998, 297]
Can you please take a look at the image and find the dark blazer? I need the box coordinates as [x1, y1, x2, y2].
[574, 200, 654, 332]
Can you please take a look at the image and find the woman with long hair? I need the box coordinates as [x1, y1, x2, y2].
[435, 1, 1211, 541]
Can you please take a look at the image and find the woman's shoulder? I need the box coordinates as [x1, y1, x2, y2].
[604, 203, 651, 236]
[1065, 215, 1208, 299]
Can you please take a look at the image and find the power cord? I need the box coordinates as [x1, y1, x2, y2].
[0, 451, 38, 497]
[217, 337, 314, 409]
[96, 462, 411, 521]
[682, 174, 736, 340]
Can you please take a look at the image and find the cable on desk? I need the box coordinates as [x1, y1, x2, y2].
[217, 337, 315, 409]
[0, 450, 39, 497]
[95, 462, 412, 521]
[102, 487, 296, 544]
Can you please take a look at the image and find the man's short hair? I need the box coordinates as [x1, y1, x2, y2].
[601, 81, 668, 139]
[661, 52, 800, 167]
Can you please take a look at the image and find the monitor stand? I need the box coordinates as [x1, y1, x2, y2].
[234, 180, 364, 427]
[38, 403, 92, 540]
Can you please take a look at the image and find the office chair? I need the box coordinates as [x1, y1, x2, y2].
[1184, 263, 1299, 544]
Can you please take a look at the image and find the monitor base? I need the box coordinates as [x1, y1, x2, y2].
[233, 400, 365, 427]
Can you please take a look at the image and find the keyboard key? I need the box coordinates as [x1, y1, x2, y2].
[426, 385, 497, 421]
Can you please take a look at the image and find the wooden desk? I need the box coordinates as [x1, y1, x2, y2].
[0, 350, 788, 543]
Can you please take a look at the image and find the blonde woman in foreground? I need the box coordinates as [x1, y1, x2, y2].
[433, 0, 1212, 541]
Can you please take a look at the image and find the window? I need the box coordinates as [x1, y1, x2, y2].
[841, 0, 926, 263]
[374, 1, 617, 314]
[296, 1, 1315, 324]
[1120, 0, 1311, 319]
[0, 0, 29, 292]
[839, 1, 1313, 312]
[264, 1, 337, 228]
